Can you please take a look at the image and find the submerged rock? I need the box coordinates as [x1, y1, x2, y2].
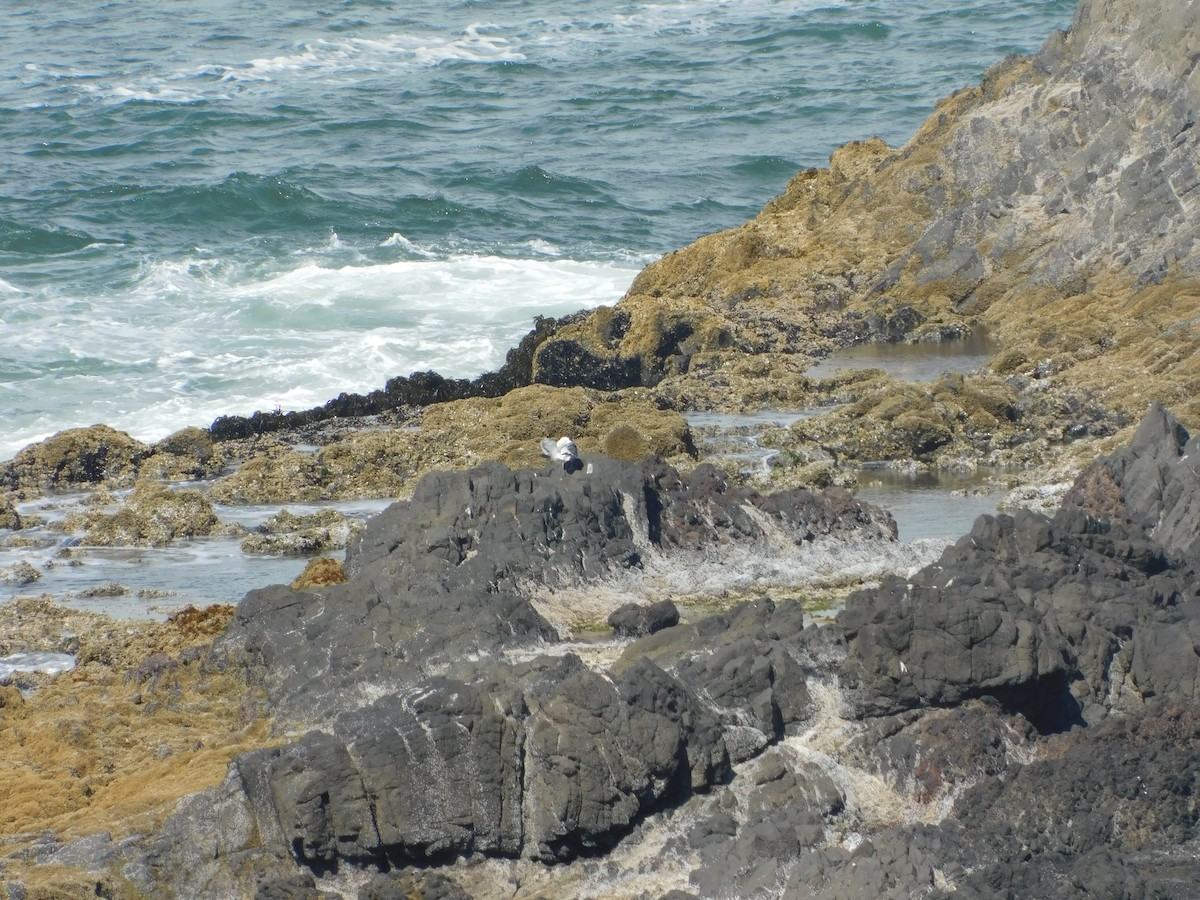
[0, 560, 41, 586]
[66, 481, 221, 547]
[239, 509, 362, 556]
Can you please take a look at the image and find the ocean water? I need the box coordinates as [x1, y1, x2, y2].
[0, 0, 1075, 460]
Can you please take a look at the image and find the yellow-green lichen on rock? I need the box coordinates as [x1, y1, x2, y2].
[205, 384, 694, 503]
[139, 426, 224, 481]
[419, 384, 694, 471]
[2, 425, 150, 493]
[523, 0, 1200, 466]
[63, 480, 222, 547]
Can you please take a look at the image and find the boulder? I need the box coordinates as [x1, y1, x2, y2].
[142, 426, 223, 481]
[607, 599, 679, 637]
[0, 498, 25, 530]
[0, 560, 41, 586]
[66, 481, 221, 547]
[1, 425, 149, 491]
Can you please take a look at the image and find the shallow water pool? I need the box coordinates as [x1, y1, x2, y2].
[807, 331, 998, 382]
[853, 467, 1007, 541]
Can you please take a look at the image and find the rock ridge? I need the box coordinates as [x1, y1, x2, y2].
[92, 407, 1200, 898]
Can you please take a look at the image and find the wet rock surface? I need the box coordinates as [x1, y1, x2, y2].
[8, 0, 1200, 895]
[216, 454, 893, 724]
[74, 407, 1198, 898]
[239, 509, 363, 556]
[65, 481, 223, 547]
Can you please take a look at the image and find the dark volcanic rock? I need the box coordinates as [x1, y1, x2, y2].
[674, 408, 1200, 899]
[343, 456, 892, 598]
[618, 598, 813, 763]
[209, 313, 574, 440]
[343, 457, 646, 595]
[221, 579, 554, 723]
[838, 440, 1200, 728]
[167, 653, 728, 874]
[957, 700, 1200, 857]
[216, 454, 890, 723]
[175, 453, 897, 890]
[1065, 402, 1200, 561]
[607, 599, 680, 637]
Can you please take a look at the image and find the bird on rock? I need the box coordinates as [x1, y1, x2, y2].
[541, 436, 583, 473]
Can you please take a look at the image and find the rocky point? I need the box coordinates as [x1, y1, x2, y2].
[4, 0, 1200, 897]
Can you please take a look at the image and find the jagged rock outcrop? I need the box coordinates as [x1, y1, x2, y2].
[662, 406, 1200, 899]
[838, 404, 1200, 729]
[144, 409, 1199, 897]
[217, 454, 894, 723]
[93, 455, 889, 894]
[529, 0, 1200, 460]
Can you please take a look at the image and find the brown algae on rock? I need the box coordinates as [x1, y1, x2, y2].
[0, 599, 272, 864]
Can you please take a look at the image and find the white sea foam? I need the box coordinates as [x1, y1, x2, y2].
[240, 24, 526, 80]
[25, 21, 527, 109]
[609, 0, 846, 34]
[11, 2, 857, 111]
[0, 253, 640, 460]
[0, 652, 77, 680]
[381, 233, 438, 257]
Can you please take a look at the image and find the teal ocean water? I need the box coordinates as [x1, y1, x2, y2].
[0, 0, 1074, 460]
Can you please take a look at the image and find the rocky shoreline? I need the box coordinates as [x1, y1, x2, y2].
[5, 404, 1199, 898]
[4, 0, 1200, 896]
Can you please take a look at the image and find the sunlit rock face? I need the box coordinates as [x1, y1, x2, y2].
[532, 0, 1200, 458]
[14, 0, 1200, 895]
